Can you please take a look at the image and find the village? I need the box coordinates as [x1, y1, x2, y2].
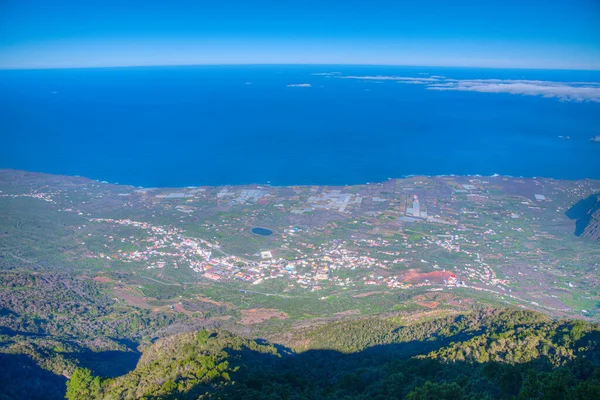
[2, 170, 599, 317]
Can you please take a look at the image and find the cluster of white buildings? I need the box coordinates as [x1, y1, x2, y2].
[0, 191, 55, 203]
[81, 209, 514, 295]
[89, 218, 213, 270]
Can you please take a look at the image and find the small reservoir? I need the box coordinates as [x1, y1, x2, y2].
[251, 227, 273, 236]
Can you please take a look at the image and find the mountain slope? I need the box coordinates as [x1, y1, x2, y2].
[65, 309, 600, 400]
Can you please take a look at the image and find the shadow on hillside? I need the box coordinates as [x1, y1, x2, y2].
[172, 329, 600, 400]
[0, 349, 141, 400]
[74, 349, 142, 378]
[6, 320, 600, 400]
[566, 193, 600, 236]
[0, 353, 67, 400]
[0, 326, 45, 345]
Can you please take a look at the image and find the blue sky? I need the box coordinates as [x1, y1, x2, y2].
[1, 0, 599, 70]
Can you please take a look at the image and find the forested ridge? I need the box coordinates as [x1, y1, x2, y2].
[1, 271, 599, 399]
[62, 309, 600, 400]
[0, 271, 192, 399]
[0, 272, 189, 339]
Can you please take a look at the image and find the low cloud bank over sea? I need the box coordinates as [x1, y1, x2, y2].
[334, 74, 600, 102]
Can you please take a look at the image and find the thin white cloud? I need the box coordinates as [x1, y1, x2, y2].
[446, 78, 600, 86]
[311, 72, 341, 76]
[328, 74, 600, 102]
[427, 82, 455, 88]
[339, 75, 439, 82]
[286, 83, 312, 87]
[397, 80, 435, 85]
[428, 79, 600, 102]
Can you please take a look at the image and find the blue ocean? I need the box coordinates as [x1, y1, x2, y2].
[1, 65, 599, 187]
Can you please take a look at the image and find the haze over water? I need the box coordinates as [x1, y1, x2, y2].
[1, 65, 599, 187]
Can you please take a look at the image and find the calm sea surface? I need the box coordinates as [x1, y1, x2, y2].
[1, 65, 599, 186]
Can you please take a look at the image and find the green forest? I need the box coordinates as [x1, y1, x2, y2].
[63, 309, 600, 399]
[1, 271, 600, 399]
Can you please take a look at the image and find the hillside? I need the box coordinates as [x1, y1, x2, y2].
[2, 172, 600, 399]
[2, 170, 600, 322]
[0, 271, 205, 400]
[61, 309, 600, 400]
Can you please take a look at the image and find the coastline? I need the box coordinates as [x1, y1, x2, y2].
[2, 168, 600, 190]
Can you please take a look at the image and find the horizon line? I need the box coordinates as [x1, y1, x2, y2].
[1, 62, 600, 73]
